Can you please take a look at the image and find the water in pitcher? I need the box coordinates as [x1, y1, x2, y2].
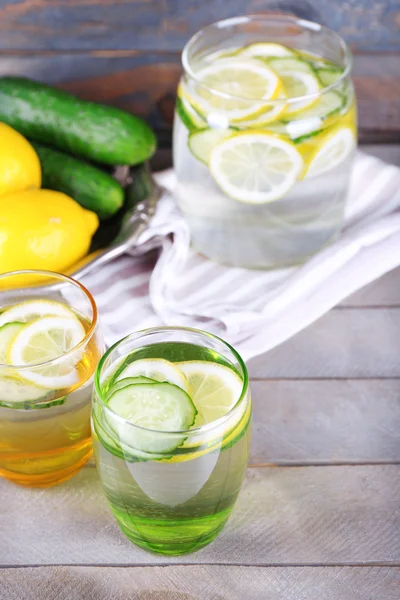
[173, 42, 356, 268]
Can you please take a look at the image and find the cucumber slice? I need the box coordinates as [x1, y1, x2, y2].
[283, 90, 344, 124]
[34, 396, 67, 409]
[0, 322, 24, 363]
[189, 128, 233, 164]
[106, 382, 197, 454]
[317, 67, 343, 87]
[317, 67, 348, 97]
[268, 57, 316, 75]
[106, 376, 155, 398]
[93, 409, 168, 462]
[176, 94, 207, 132]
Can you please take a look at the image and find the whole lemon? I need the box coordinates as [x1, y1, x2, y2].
[0, 123, 41, 197]
[0, 189, 99, 274]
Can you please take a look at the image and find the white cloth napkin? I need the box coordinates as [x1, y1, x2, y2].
[82, 151, 400, 360]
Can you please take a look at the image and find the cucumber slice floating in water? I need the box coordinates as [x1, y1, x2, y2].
[268, 56, 316, 75]
[282, 90, 344, 124]
[115, 358, 191, 394]
[317, 67, 343, 87]
[106, 382, 197, 454]
[105, 376, 156, 398]
[189, 128, 233, 164]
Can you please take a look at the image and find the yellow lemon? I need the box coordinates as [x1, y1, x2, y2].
[0, 189, 99, 277]
[0, 123, 41, 197]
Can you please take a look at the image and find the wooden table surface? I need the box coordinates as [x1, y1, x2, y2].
[1, 145, 400, 599]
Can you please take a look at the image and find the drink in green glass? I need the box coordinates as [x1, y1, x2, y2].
[92, 327, 251, 556]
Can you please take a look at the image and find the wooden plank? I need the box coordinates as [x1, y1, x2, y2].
[0, 0, 399, 52]
[352, 53, 400, 141]
[250, 380, 400, 465]
[1, 565, 399, 600]
[0, 52, 398, 143]
[248, 308, 400, 379]
[1, 465, 399, 566]
[341, 268, 400, 307]
[362, 144, 400, 167]
[60, 380, 400, 466]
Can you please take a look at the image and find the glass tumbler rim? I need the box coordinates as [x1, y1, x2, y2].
[181, 13, 353, 106]
[0, 269, 98, 371]
[94, 325, 250, 436]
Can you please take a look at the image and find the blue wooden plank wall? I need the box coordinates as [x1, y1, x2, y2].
[0, 0, 399, 144]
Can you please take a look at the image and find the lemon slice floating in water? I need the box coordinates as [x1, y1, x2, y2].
[303, 126, 355, 178]
[8, 315, 85, 389]
[238, 42, 296, 58]
[280, 70, 321, 116]
[187, 59, 282, 122]
[0, 299, 76, 327]
[177, 361, 243, 426]
[209, 131, 303, 204]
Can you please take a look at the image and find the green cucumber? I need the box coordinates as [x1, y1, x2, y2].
[0, 76, 156, 166]
[124, 162, 155, 211]
[106, 382, 197, 453]
[31, 142, 124, 220]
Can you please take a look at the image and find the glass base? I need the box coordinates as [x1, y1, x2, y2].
[0, 439, 92, 488]
[113, 507, 232, 556]
[190, 228, 341, 270]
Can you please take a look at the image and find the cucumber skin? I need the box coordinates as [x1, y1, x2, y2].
[0, 77, 157, 166]
[31, 142, 124, 220]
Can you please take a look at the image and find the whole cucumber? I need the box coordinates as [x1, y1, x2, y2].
[0, 77, 156, 166]
[31, 142, 124, 220]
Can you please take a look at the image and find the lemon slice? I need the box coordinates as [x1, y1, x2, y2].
[303, 126, 355, 179]
[0, 322, 24, 362]
[238, 42, 295, 58]
[204, 47, 239, 62]
[115, 358, 191, 394]
[0, 300, 75, 328]
[280, 70, 320, 116]
[177, 361, 243, 425]
[209, 131, 303, 204]
[240, 92, 287, 127]
[8, 315, 85, 389]
[0, 375, 49, 406]
[188, 59, 281, 122]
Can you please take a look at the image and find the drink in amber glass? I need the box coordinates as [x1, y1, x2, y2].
[0, 270, 104, 487]
[173, 15, 357, 268]
[92, 327, 251, 555]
